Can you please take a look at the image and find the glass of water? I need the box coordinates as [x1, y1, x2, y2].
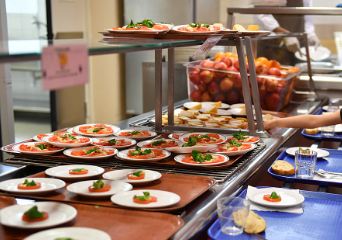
[295, 149, 317, 179]
[217, 196, 250, 236]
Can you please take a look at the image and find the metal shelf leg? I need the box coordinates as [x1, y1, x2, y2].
[154, 49, 163, 132]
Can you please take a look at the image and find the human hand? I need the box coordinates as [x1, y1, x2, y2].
[284, 37, 300, 53]
[308, 33, 320, 48]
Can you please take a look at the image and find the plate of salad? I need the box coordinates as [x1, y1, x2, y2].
[174, 150, 229, 166]
[172, 23, 226, 34]
[227, 131, 260, 144]
[73, 123, 120, 137]
[63, 146, 117, 159]
[12, 142, 64, 155]
[211, 139, 256, 156]
[117, 147, 171, 162]
[91, 137, 136, 149]
[109, 19, 172, 33]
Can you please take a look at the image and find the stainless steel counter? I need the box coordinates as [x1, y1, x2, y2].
[115, 99, 322, 240]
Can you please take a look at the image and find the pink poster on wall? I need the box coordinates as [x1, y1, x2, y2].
[41, 44, 88, 90]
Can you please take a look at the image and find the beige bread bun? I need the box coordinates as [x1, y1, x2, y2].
[304, 128, 319, 135]
[233, 210, 266, 234]
[271, 160, 295, 175]
[233, 24, 246, 31]
[247, 24, 260, 31]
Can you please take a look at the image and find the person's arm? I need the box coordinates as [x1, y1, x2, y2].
[264, 110, 342, 130]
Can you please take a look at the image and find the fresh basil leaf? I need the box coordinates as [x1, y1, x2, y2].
[24, 205, 43, 219]
[131, 130, 140, 135]
[92, 180, 104, 189]
[92, 127, 104, 133]
[182, 136, 198, 147]
[152, 139, 166, 146]
[36, 144, 47, 150]
[23, 179, 37, 187]
[132, 170, 143, 177]
[232, 131, 247, 140]
[270, 191, 280, 199]
[71, 168, 85, 172]
[108, 139, 117, 145]
[85, 147, 98, 155]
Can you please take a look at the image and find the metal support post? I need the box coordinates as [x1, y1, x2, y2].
[167, 48, 175, 127]
[244, 37, 264, 132]
[302, 33, 317, 99]
[154, 49, 163, 132]
[235, 38, 255, 133]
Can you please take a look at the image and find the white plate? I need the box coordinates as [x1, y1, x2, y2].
[63, 146, 117, 159]
[179, 132, 226, 145]
[32, 133, 52, 142]
[91, 137, 136, 149]
[322, 105, 342, 112]
[0, 202, 77, 229]
[168, 132, 186, 140]
[174, 153, 229, 166]
[111, 189, 180, 208]
[0, 178, 66, 194]
[137, 139, 181, 149]
[103, 169, 162, 184]
[211, 143, 257, 156]
[115, 129, 157, 140]
[286, 147, 329, 158]
[165, 145, 216, 154]
[247, 188, 305, 208]
[45, 165, 105, 180]
[183, 101, 229, 110]
[108, 24, 172, 33]
[43, 135, 91, 148]
[12, 142, 65, 155]
[295, 46, 331, 62]
[66, 180, 132, 198]
[73, 123, 120, 137]
[117, 148, 171, 162]
[226, 135, 260, 144]
[24, 227, 111, 240]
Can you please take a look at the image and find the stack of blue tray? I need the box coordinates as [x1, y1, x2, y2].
[208, 188, 342, 240]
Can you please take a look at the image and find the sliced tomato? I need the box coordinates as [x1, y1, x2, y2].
[181, 155, 225, 164]
[22, 212, 48, 223]
[133, 196, 157, 204]
[69, 168, 88, 175]
[263, 194, 281, 202]
[127, 172, 145, 180]
[17, 182, 41, 190]
[88, 184, 111, 193]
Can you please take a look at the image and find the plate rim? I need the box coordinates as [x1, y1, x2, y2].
[285, 147, 330, 158]
[45, 164, 105, 179]
[102, 169, 162, 183]
[110, 189, 180, 208]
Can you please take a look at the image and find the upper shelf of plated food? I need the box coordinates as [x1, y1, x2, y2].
[101, 19, 271, 40]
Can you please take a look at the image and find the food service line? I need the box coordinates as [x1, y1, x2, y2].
[110, 99, 322, 240]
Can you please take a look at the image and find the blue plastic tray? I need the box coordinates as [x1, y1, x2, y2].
[268, 149, 342, 186]
[300, 107, 342, 141]
[208, 188, 342, 240]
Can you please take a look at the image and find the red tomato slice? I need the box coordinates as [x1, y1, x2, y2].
[18, 182, 41, 190]
[22, 212, 48, 223]
[127, 172, 145, 180]
[263, 194, 281, 202]
[88, 184, 111, 193]
[133, 196, 157, 204]
[69, 169, 88, 175]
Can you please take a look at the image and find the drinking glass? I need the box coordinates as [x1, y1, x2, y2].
[216, 196, 250, 236]
[295, 149, 317, 179]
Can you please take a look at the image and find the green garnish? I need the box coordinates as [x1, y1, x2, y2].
[182, 136, 198, 147]
[92, 180, 105, 189]
[71, 168, 86, 172]
[23, 205, 43, 219]
[36, 143, 47, 150]
[23, 179, 37, 186]
[55, 238, 74, 240]
[108, 139, 117, 145]
[130, 147, 152, 156]
[232, 131, 247, 141]
[132, 170, 143, 177]
[134, 191, 151, 201]
[131, 130, 141, 135]
[61, 134, 76, 140]
[270, 192, 280, 199]
[137, 19, 155, 28]
[189, 23, 210, 28]
[191, 150, 213, 163]
[152, 139, 166, 146]
[85, 147, 100, 155]
[92, 127, 104, 133]
[227, 139, 242, 147]
[198, 134, 210, 139]
[127, 19, 136, 28]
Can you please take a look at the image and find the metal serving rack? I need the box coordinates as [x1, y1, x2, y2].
[227, 7, 342, 100]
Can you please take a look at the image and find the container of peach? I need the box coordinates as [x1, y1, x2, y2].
[186, 52, 300, 111]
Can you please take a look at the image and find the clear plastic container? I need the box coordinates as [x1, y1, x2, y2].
[186, 59, 300, 111]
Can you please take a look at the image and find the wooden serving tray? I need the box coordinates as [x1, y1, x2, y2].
[2, 171, 215, 212]
[0, 196, 183, 240]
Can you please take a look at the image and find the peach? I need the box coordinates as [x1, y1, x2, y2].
[199, 70, 214, 84]
[219, 78, 234, 92]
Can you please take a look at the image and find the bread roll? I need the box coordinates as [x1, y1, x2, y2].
[271, 160, 295, 175]
[233, 210, 266, 234]
[304, 128, 319, 135]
